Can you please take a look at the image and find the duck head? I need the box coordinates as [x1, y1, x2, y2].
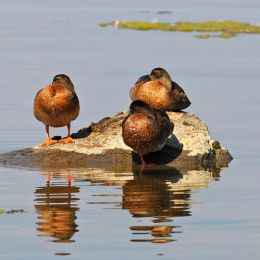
[52, 74, 75, 90]
[150, 67, 172, 90]
[129, 100, 156, 119]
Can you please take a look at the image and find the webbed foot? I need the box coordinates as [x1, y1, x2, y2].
[59, 136, 74, 144]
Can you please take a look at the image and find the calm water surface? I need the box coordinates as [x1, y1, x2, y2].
[0, 0, 260, 259]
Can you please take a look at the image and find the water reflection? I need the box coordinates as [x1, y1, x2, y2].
[122, 172, 187, 243]
[74, 165, 220, 244]
[123, 170, 190, 219]
[33, 166, 220, 245]
[34, 172, 80, 243]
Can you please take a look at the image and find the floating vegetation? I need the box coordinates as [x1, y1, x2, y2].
[195, 32, 236, 39]
[195, 34, 211, 39]
[0, 208, 25, 214]
[219, 32, 236, 38]
[99, 20, 260, 39]
[100, 21, 173, 31]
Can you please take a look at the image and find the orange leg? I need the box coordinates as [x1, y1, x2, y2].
[46, 171, 53, 184]
[45, 125, 59, 145]
[67, 170, 74, 183]
[39, 125, 58, 146]
[59, 123, 74, 144]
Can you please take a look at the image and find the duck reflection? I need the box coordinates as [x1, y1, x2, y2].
[84, 164, 220, 244]
[34, 172, 80, 243]
[122, 166, 187, 243]
[33, 165, 220, 245]
[123, 166, 190, 219]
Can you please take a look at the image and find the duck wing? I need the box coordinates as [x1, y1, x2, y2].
[130, 74, 150, 100]
[155, 109, 174, 138]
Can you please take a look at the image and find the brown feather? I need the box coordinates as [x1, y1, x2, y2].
[34, 80, 80, 128]
[122, 101, 173, 156]
[130, 68, 191, 111]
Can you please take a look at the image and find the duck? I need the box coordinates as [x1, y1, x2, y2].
[33, 74, 80, 145]
[130, 67, 191, 111]
[122, 100, 173, 165]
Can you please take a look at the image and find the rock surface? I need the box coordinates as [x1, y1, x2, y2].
[0, 111, 232, 172]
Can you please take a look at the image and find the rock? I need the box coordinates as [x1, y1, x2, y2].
[0, 111, 232, 172]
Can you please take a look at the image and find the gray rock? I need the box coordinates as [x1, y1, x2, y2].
[0, 111, 232, 172]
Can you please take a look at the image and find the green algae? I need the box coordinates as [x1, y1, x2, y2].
[99, 20, 260, 38]
[174, 21, 260, 34]
[219, 32, 236, 38]
[195, 32, 236, 39]
[6, 209, 25, 214]
[0, 208, 25, 214]
[195, 34, 211, 39]
[100, 21, 174, 31]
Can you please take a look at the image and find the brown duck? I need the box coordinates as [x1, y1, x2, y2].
[130, 67, 191, 111]
[34, 74, 80, 145]
[122, 100, 173, 165]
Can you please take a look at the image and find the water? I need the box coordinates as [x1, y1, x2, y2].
[0, 0, 260, 259]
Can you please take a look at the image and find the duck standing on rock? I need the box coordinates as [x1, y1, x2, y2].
[122, 100, 174, 165]
[34, 74, 80, 145]
[130, 67, 191, 111]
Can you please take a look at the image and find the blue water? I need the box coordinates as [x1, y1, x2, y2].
[0, 0, 260, 259]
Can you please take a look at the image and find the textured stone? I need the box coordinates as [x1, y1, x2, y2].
[0, 111, 232, 171]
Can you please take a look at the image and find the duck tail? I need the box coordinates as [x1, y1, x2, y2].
[182, 95, 191, 109]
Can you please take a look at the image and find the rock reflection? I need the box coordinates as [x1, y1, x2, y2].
[34, 172, 80, 243]
[33, 165, 221, 244]
[130, 225, 177, 243]
[78, 164, 220, 244]
[123, 170, 190, 219]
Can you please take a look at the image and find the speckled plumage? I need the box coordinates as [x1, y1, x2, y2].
[122, 100, 173, 164]
[34, 74, 80, 144]
[130, 68, 191, 111]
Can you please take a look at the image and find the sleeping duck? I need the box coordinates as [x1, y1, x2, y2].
[130, 67, 191, 111]
[34, 74, 80, 145]
[122, 100, 173, 165]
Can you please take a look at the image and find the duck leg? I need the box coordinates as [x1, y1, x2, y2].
[46, 171, 53, 184]
[67, 170, 74, 183]
[138, 155, 146, 174]
[40, 125, 58, 146]
[60, 123, 74, 143]
[140, 154, 146, 165]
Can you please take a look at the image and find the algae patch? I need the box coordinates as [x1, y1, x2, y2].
[219, 32, 236, 38]
[99, 20, 260, 39]
[100, 21, 174, 31]
[0, 208, 25, 214]
[195, 34, 211, 39]
[195, 32, 236, 39]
